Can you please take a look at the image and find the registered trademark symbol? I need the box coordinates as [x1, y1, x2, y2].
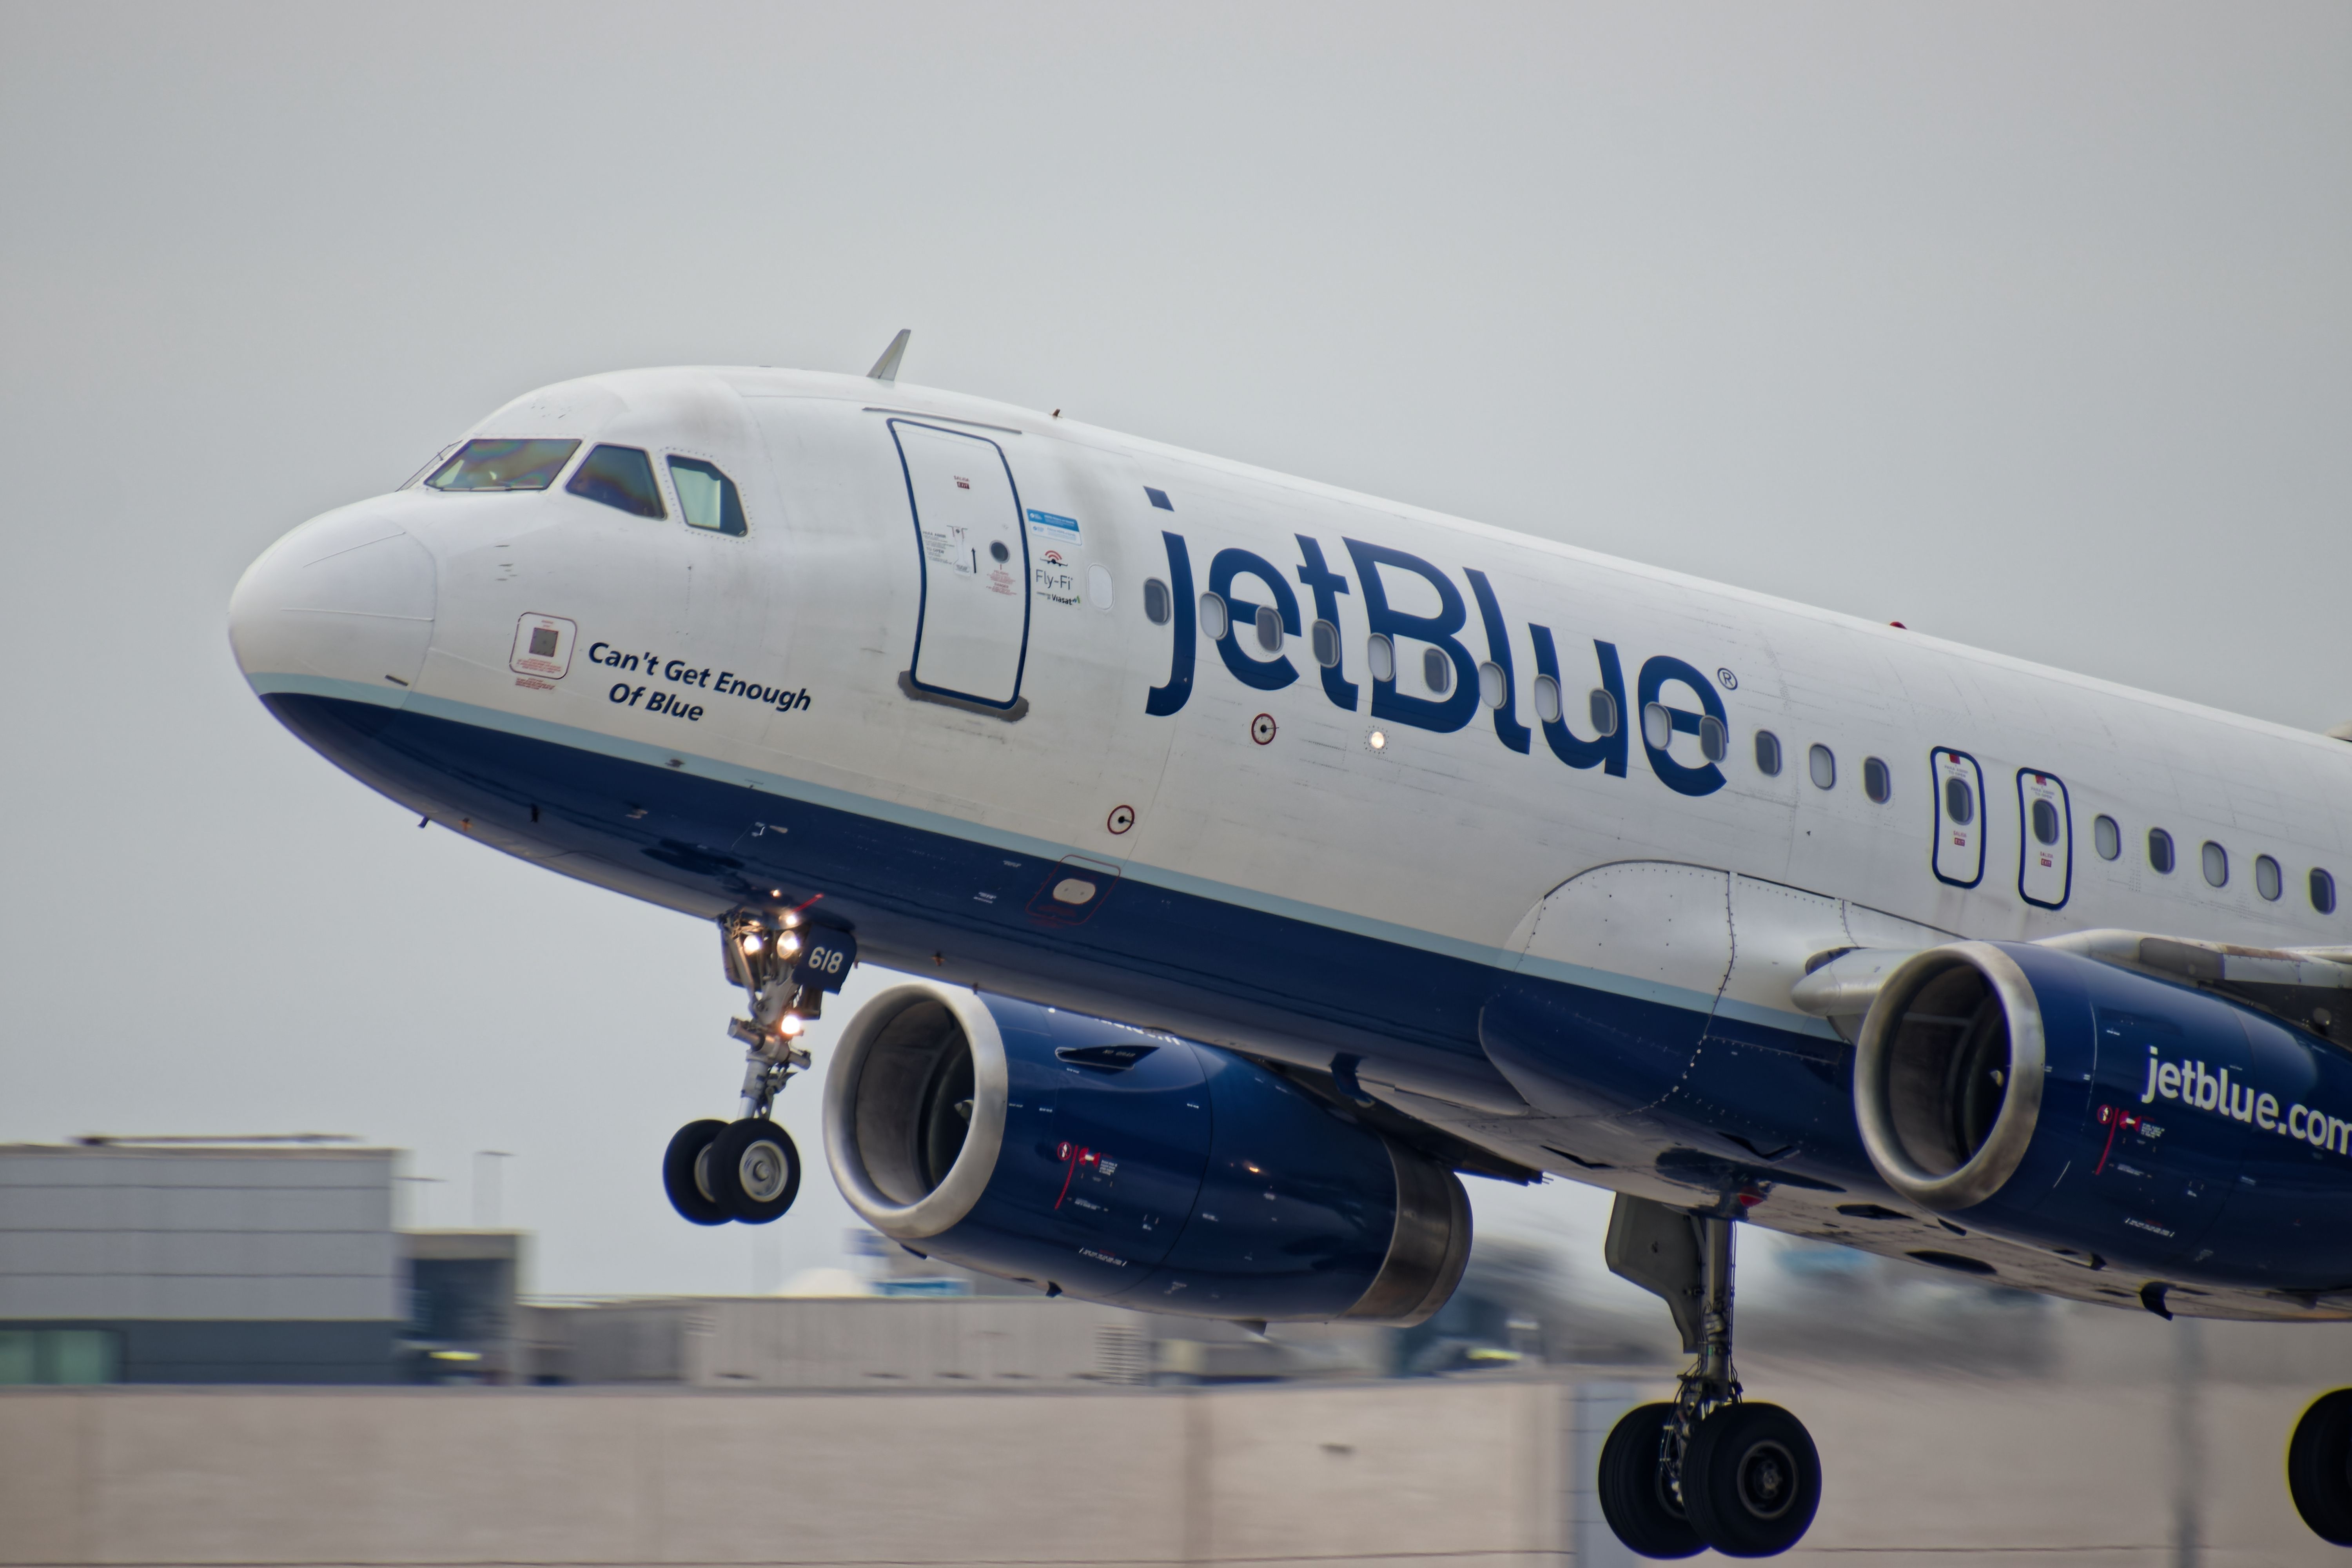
[1717, 668, 1738, 690]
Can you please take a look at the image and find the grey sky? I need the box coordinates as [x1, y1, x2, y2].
[3, 2, 2347, 1298]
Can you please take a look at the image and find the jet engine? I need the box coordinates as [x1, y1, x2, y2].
[1853, 940, 2352, 1294]
[822, 982, 1471, 1325]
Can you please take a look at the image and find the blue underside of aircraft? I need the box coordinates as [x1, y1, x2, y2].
[261, 688, 1883, 1207]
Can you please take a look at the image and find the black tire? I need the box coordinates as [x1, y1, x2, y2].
[2288, 1388, 2352, 1546]
[706, 1118, 802, 1224]
[1684, 1402, 1822, 1558]
[1597, 1402, 1704, 1560]
[662, 1119, 730, 1226]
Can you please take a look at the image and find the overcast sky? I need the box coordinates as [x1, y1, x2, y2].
[3, 2, 2347, 1299]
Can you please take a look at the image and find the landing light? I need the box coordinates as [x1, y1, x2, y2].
[777, 932, 802, 957]
[739, 932, 763, 955]
[778, 1014, 807, 1038]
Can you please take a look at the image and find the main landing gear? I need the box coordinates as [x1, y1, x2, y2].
[1597, 1196, 1823, 1559]
[2289, 1388, 2352, 1546]
[661, 910, 848, 1227]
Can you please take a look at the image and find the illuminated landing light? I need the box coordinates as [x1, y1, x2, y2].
[1366, 729, 1388, 752]
[777, 932, 802, 956]
[777, 1014, 807, 1038]
[782, 911, 801, 929]
[739, 932, 763, 955]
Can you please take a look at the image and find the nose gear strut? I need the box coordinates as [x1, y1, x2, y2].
[721, 910, 822, 1121]
[659, 908, 857, 1227]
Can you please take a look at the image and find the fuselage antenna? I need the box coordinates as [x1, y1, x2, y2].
[866, 328, 910, 382]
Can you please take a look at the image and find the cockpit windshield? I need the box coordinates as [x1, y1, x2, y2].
[566, 444, 665, 517]
[425, 439, 580, 492]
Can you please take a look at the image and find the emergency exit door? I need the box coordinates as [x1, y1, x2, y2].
[1931, 747, 1985, 888]
[894, 419, 1030, 712]
[2018, 769, 2073, 909]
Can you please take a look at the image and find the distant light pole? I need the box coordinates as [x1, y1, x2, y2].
[474, 1151, 514, 1229]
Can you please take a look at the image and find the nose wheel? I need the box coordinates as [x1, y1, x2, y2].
[663, 1116, 802, 1225]
[1596, 1195, 1823, 1559]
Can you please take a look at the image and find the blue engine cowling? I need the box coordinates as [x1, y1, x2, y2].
[1854, 940, 2352, 1294]
[820, 982, 1471, 1325]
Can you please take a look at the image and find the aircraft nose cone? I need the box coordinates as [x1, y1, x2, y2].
[229, 504, 437, 699]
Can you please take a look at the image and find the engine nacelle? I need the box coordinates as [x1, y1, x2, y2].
[822, 982, 1471, 1325]
[1855, 941, 2352, 1292]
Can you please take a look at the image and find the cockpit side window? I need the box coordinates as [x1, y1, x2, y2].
[668, 456, 746, 535]
[425, 439, 580, 492]
[566, 444, 666, 518]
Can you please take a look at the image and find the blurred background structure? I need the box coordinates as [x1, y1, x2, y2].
[5, 1134, 2348, 1564]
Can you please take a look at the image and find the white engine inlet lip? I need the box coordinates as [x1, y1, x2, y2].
[822, 980, 1010, 1241]
[1853, 941, 2047, 1213]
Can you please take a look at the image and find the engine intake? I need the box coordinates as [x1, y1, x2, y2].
[824, 982, 1470, 1325]
[1851, 940, 2352, 1296]
[1853, 942, 2049, 1211]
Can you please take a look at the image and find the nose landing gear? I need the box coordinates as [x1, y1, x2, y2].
[660, 911, 853, 1227]
[1595, 1196, 1823, 1560]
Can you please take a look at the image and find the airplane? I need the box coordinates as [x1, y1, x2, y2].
[229, 332, 2352, 1558]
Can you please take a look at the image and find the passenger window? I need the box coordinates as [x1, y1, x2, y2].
[1864, 757, 1891, 804]
[667, 456, 746, 535]
[2315, 868, 2339, 915]
[1367, 635, 1396, 683]
[566, 445, 664, 518]
[1423, 647, 1452, 694]
[1143, 578, 1171, 625]
[427, 438, 579, 492]
[1809, 744, 1835, 790]
[1311, 619, 1340, 668]
[2093, 815, 2120, 860]
[1197, 593, 1230, 641]
[1698, 715, 1728, 764]
[1590, 689, 1620, 738]
[1754, 730, 1782, 776]
[2202, 842, 2229, 888]
[1532, 674, 1563, 724]
[1254, 605, 1283, 653]
[1641, 702, 1674, 751]
[2148, 828, 2175, 875]
[1478, 661, 1508, 710]
[2031, 799, 2059, 845]
[1945, 777, 1975, 826]
[2256, 855, 2283, 902]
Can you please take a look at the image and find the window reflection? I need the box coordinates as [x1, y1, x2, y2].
[668, 456, 746, 535]
[427, 439, 579, 492]
[567, 445, 664, 518]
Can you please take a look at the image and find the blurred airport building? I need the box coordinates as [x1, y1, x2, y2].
[7, 1137, 2352, 1562]
[0, 1139, 518, 1385]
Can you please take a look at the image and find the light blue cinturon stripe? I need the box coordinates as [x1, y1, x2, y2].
[246, 671, 1833, 1037]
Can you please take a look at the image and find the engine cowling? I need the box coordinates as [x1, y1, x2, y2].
[1855, 940, 2352, 1292]
[822, 982, 1472, 1325]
